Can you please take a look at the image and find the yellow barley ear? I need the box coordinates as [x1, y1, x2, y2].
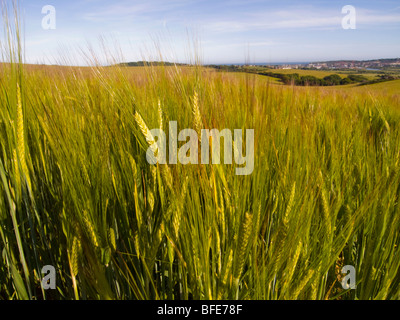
[134, 111, 158, 156]
[192, 91, 202, 143]
[16, 82, 31, 191]
[158, 99, 163, 132]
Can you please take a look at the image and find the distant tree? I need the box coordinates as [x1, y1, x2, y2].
[300, 75, 321, 86]
[340, 77, 353, 85]
[347, 74, 368, 82]
[280, 74, 291, 84]
[379, 74, 396, 80]
[323, 74, 342, 85]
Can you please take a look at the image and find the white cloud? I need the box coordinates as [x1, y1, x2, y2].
[81, 0, 193, 22]
[203, 7, 400, 33]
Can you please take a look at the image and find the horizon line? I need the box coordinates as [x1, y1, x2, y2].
[1, 57, 399, 68]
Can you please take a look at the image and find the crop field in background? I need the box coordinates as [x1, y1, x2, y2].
[243, 67, 381, 79]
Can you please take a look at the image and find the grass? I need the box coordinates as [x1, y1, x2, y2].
[349, 79, 400, 95]
[1, 3, 400, 300]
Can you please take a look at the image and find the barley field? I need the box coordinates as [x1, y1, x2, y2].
[1, 59, 400, 300]
[1, 8, 400, 301]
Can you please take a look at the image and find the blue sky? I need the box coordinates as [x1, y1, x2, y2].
[10, 0, 400, 65]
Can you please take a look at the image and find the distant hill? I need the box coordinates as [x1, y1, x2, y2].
[117, 61, 188, 67]
[316, 58, 400, 64]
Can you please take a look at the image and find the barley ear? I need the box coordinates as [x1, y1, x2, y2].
[233, 212, 253, 281]
[12, 149, 21, 196]
[70, 236, 81, 277]
[158, 99, 163, 132]
[282, 241, 302, 296]
[134, 231, 140, 259]
[134, 111, 158, 157]
[284, 182, 296, 223]
[108, 227, 116, 251]
[291, 269, 314, 300]
[319, 172, 331, 236]
[192, 91, 202, 143]
[16, 83, 31, 190]
[218, 249, 233, 299]
[82, 210, 99, 248]
[273, 182, 295, 274]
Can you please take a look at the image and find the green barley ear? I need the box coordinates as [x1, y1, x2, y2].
[172, 177, 188, 239]
[172, 205, 182, 239]
[233, 212, 253, 281]
[69, 235, 81, 300]
[321, 187, 331, 235]
[377, 107, 390, 134]
[134, 231, 140, 259]
[12, 148, 20, 197]
[147, 189, 155, 213]
[108, 228, 116, 251]
[218, 185, 226, 244]
[161, 164, 174, 192]
[319, 171, 331, 236]
[284, 182, 296, 223]
[291, 269, 315, 300]
[218, 249, 233, 299]
[282, 240, 302, 296]
[70, 236, 81, 277]
[82, 210, 99, 248]
[127, 152, 137, 178]
[192, 91, 202, 143]
[271, 183, 296, 275]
